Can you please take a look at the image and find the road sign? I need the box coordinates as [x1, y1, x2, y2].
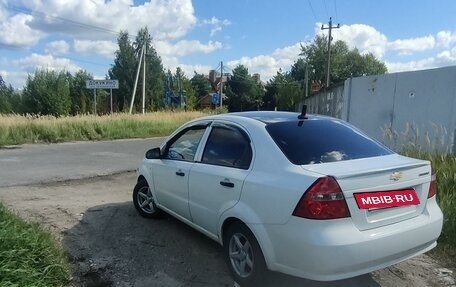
[86, 80, 119, 89]
[212, 93, 220, 105]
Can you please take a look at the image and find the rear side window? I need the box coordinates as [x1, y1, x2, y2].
[202, 125, 252, 169]
[266, 119, 392, 165]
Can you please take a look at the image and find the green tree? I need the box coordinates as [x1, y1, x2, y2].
[0, 76, 14, 114]
[22, 70, 71, 116]
[67, 70, 93, 115]
[190, 73, 211, 108]
[109, 31, 137, 111]
[264, 70, 303, 111]
[133, 27, 165, 111]
[300, 35, 387, 87]
[226, 65, 263, 111]
[174, 67, 196, 110]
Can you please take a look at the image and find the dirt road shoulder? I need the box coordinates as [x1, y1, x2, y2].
[0, 172, 453, 287]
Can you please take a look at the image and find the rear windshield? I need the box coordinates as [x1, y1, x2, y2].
[266, 118, 392, 165]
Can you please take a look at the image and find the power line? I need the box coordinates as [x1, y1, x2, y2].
[64, 56, 109, 67]
[6, 5, 121, 37]
[323, 0, 329, 19]
[333, 0, 339, 22]
[307, 0, 318, 22]
[0, 42, 108, 67]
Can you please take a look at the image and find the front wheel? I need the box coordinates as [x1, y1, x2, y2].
[133, 179, 163, 219]
[223, 222, 268, 286]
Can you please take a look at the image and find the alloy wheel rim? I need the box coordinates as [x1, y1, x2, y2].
[137, 186, 155, 213]
[228, 233, 254, 278]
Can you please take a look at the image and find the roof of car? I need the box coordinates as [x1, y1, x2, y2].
[226, 111, 325, 124]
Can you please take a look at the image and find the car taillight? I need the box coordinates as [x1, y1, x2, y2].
[293, 176, 351, 219]
[428, 166, 437, 198]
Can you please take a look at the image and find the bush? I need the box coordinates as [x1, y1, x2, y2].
[402, 150, 456, 255]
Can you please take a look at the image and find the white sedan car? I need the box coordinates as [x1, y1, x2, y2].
[133, 111, 443, 286]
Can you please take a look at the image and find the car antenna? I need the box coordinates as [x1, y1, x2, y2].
[298, 104, 308, 120]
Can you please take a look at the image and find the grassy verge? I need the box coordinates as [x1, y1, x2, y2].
[402, 150, 456, 266]
[0, 111, 206, 146]
[0, 203, 70, 287]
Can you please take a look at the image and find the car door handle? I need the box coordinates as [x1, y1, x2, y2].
[175, 171, 185, 176]
[220, 181, 234, 188]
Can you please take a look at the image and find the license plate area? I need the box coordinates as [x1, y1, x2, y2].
[354, 189, 420, 210]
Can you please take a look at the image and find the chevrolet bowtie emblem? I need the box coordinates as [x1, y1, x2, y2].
[390, 171, 402, 181]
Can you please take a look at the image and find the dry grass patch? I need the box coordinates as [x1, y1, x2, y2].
[0, 111, 206, 146]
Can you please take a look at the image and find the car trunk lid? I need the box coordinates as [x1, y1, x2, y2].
[301, 154, 432, 231]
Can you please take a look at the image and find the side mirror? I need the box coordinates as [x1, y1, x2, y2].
[145, 147, 161, 159]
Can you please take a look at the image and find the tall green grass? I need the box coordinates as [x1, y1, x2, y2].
[0, 203, 70, 287]
[0, 111, 206, 146]
[402, 149, 456, 264]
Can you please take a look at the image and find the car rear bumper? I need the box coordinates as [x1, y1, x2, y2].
[253, 197, 443, 281]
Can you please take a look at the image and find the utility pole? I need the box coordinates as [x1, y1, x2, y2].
[219, 61, 223, 107]
[142, 42, 146, 114]
[321, 17, 340, 88]
[93, 89, 96, 114]
[129, 44, 145, 114]
[305, 63, 309, 99]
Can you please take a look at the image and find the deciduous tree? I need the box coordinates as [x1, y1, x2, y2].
[109, 31, 137, 111]
[299, 35, 387, 87]
[22, 70, 71, 116]
[0, 76, 14, 114]
[67, 70, 93, 115]
[190, 73, 211, 108]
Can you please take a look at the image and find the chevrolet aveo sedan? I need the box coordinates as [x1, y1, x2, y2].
[132, 111, 443, 286]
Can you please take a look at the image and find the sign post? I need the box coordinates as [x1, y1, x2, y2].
[86, 80, 119, 115]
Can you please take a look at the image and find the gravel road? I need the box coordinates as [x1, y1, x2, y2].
[0, 172, 454, 287]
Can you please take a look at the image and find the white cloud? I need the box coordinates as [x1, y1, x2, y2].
[0, 13, 43, 47]
[0, 70, 28, 90]
[316, 23, 388, 58]
[13, 53, 81, 74]
[272, 43, 303, 59]
[1, 53, 81, 88]
[202, 17, 231, 26]
[436, 30, 456, 48]
[45, 40, 70, 55]
[73, 40, 117, 58]
[387, 47, 456, 73]
[155, 40, 223, 57]
[435, 47, 456, 65]
[387, 35, 435, 55]
[23, 0, 197, 41]
[202, 16, 231, 37]
[386, 58, 436, 73]
[227, 42, 302, 82]
[160, 55, 212, 78]
[179, 64, 214, 78]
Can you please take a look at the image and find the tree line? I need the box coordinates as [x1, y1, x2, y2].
[0, 32, 387, 116]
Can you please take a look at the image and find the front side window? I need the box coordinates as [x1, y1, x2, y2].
[165, 126, 207, 161]
[202, 125, 252, 169]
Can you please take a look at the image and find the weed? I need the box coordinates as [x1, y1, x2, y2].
[0, 203, 70, 287]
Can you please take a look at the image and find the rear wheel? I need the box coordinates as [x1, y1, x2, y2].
[133, 179, 163, 218]
[223, 222, 268, 286]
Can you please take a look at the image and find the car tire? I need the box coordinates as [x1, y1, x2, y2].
[223, 222, 268, 286]
[133, 179, 163, 219]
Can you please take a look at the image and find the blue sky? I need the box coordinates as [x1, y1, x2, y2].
[1, 0, 456, 89]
